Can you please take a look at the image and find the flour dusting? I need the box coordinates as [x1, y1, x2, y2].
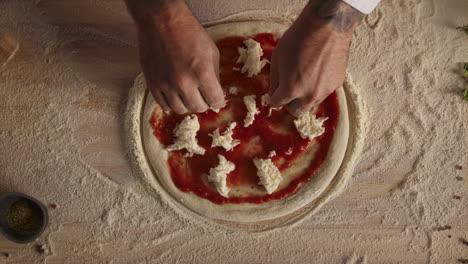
[0, 0, 466, 263]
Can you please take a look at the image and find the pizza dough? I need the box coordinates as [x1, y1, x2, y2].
[134, 21, 349, 222]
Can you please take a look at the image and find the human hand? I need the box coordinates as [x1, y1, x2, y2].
[269, 0, 363, 116]
[131, 0, 225, 114]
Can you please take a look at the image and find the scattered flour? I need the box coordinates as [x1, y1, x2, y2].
[0, 0, 466, 263]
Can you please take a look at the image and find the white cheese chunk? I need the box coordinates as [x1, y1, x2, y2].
[268, 107, 282, 117]
[229, 86, 239, 95]
[294, 112, 329, 140]
[236, 38, 269, 77]
[210, 122, 240, 151]
[166, 115, 205, 157]
[210, 107, 220, 113]
[261, 94, 270, 107]
[243, 95, 259, 127]
[261, 93, 282, 116]
[207, 155, 235, 197]
[268, 150, 276, 158]
[285, 148, 293, 155]
[253, 158, 282, 194]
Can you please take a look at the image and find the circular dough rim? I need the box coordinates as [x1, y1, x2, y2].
[138, 21, 350, 223]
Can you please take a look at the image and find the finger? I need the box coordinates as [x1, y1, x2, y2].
[198, 72, 226, 109]
[163, 89, 188, 115]
[269, 52, 279, 96]
[180, 88, 210, 113]
[269, 69, 279, 96]
[285, 97, 317, 117]
[151, 90, 171, 112]
[144, 74, 170, 112]
[212, 49, 221, 79]
[269, 79, 297, 108]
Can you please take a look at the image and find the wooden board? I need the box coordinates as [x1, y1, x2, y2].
[0, 0, 467, 263]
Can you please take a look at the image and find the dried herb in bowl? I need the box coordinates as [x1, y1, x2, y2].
[5, 199, 43, 237]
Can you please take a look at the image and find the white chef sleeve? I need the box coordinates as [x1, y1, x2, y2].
[342, 0, 381, 14]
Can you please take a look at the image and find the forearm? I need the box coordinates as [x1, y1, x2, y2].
[299, 0, 364, 40]
[124, 0, 185, 25]
[315, 0, 364, 33]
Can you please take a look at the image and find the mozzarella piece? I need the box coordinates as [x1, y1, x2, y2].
[268, 150, 276, 158]
[285, 148, 293, 155]
[210, 107, 220, 113]
[294, 112, 329, 140]
[210, 122, 240, 151]
[261, 93, 282, 116]
[207, 155, 235, 197]
[229, 86, 239, 95]
[236, 38, 269, 77]
[253, 158, 282, 194]
[243, 95, 259, 127]
[166, 115, 205, 157]
[268, 107, 282, 117]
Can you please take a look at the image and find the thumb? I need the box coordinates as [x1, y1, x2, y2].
[286, 97, 316, 117]
[269, 80, 296, 108]
[269, 52, 279, 96]
[269, 67, 279, 97]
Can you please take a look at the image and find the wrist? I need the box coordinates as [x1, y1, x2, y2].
[152, 1, 195, 34]
[302, 0, 363, 39]
[125, 0, 187, 27]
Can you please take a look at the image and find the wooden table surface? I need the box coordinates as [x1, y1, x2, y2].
[0, 0, 467, 263]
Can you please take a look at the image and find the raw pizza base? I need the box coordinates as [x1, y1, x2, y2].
[140, 21, 349, 222]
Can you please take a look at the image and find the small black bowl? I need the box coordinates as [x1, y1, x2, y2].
[0, 192, 48, 244]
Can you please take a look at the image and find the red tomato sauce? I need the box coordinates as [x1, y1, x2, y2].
[150, 33, 339, 204]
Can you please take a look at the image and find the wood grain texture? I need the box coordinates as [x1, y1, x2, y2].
[0, 0, 467, 263]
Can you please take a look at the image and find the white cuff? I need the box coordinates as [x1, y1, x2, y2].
[342, 0, 381, 14]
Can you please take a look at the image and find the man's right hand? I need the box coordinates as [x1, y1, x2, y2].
[128, 0, 225, 114]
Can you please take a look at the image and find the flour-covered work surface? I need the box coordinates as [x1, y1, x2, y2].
[0, 0, 467, 263]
